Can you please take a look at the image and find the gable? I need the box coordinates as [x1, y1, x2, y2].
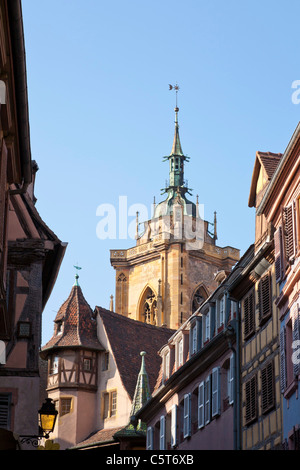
[248, 152, 282, 208]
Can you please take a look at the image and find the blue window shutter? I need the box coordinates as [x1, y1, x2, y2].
[198, 381, 204, 428]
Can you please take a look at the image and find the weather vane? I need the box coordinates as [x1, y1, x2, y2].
[169, 83, 180, 108]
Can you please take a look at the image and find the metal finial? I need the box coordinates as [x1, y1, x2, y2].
[169, 83, 180, 109]
[73, 264, 82, 286]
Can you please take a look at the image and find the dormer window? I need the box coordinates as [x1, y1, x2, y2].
[163, 349, 170, 381]
[56, 321, 63, 335]
[217, 295, 225, 329]
[191, 325, 197, 354]
[176, 337, 183, 369]
[204, 310, 210, 342]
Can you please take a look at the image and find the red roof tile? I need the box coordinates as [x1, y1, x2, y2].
[74, 427, 124, 448]
[41, 284, 104, 355]
[97, 307, 175, 400]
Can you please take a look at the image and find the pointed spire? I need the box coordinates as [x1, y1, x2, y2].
[130, 351, 151, 417]
[214, 211, 218, 241]
[109, 294, 114, 311]
[171, 106, 184, 156]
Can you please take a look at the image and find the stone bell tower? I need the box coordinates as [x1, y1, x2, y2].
[110, 93, 239, 329]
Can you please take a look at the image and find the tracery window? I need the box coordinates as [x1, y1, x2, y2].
[140, 287, 157, 325]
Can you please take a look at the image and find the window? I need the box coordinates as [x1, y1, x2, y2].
[183, 393, 191, 438]
[60, 398, 72, 416]
[261, 361, 275, 414]
[177, 338, 183, 368]
[102, 390, 117, 419]
[56, 321, 63, 335]
[102, 352, 109, 371]
[211, 367, 221, 417]
[191, 325, 197, 354]
[204, 310, 210, 342]
[147, 426, 154, 450]
[163, 350, 170, 381]
[245, 375, 257, 425]
[0, 393, 11, 429]
[50, 356, 59, 375]
[171, 405, 178, 448]
[217, 295, 225, 328]
[243, 290, 255, 340]
[111, 391, 117, 416]
[17, 321, 31, 338]
[198, 381, 204, 429]
[160, 415, 165, 450]
[83, 357, 92, 371]
[258, 272, 272, 324]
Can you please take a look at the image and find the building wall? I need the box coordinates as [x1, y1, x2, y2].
[96, 314, 132, 430]
[241, 263, 282, 449]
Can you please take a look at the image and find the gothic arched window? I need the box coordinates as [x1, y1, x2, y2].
[140, 287, 157, 325]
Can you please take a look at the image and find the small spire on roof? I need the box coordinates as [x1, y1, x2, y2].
[130, 351, 151, 417]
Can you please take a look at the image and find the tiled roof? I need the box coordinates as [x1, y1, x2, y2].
[257, 151, 282, 179]
[248, 151, 282, 208]
[96, 307, 175, 399]
[41, 282, 104, 355]
[73, 427, 124, 448]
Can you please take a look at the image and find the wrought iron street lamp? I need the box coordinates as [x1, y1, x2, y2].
[20, 398, 58, 447]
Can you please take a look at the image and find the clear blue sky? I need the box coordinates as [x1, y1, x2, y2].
[21, 0, 300, 344]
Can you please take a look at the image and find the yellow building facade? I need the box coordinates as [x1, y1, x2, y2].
[231, 151, 283, 449]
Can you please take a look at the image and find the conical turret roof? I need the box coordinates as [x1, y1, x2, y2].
[41, 276, 104, 357]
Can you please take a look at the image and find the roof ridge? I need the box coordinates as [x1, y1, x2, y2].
[96, 306, 175, 333]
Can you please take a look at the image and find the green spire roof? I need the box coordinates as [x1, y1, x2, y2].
[130, 351, 151, 417]
[171, 107, 184, 156]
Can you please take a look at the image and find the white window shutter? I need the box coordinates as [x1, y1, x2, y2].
[212, 367, 221, 417]
[171, 404, 177, 447]
[160, 415, 165, 450]
[146, 426, 153, 450]
[198, 381, 204, 429]
[205, 375, 211, 424]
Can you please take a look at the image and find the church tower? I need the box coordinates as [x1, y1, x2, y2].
[110, 95, 240, 329]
